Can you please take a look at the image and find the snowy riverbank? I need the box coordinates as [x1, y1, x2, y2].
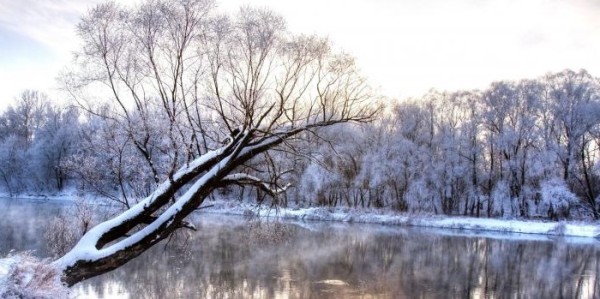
[2, 193, 600, 239]
[199, 200, 600, 239]
[0, 254, 69, 298]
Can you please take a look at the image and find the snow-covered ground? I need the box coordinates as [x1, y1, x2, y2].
[0, 189, 79, 203]
[199, 200, 600, 239]
[0, 254, 69, 298]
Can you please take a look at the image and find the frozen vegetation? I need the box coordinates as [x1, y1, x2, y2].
[2, 70, 600, 222]
[0, 254, 68, 299]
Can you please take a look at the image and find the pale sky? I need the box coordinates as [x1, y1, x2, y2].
[1, 0, 600, 110]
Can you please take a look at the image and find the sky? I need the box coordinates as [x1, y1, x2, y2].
[1, 0, 600, 110]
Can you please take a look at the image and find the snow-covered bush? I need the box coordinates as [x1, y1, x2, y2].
[298, 163, 327, 204]
[540, 179, 578, 220]
[44, 198, 95, 257]
[0, 135, 28, 195]
[0, 253, 69, 298]
[405, 179, 439, 214]
[490, 180, 511, 217]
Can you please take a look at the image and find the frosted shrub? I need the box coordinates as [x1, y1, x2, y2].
[490, 180, 512, 218]
[298, 163, 325, 203]
[44, 198, 95, 257]
[540, 179, 577, 220]
[44, 215, 79, 258]
[0, 253, 69, 298]
[405, 179, 438, 214]
[521, 186, 539, 217]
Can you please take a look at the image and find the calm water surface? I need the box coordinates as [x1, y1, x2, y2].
[1, 197, 599, 299]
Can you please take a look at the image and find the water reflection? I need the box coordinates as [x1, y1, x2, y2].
[0, 197, 65, 255]
[75, 216, 600, 299]
[0, 198, 598, 299]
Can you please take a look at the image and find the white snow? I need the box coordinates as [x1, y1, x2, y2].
[53, 149, 233, 270]
[199, 200, 600, 239]
[0, 254, 69, 298]
[0, 257, 15, 279]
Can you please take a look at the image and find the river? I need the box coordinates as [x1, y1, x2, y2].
[0, 197, 599, 298]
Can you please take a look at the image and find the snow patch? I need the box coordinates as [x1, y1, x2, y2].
[0, 253, 69, 299]
[200, 200, 600, 239]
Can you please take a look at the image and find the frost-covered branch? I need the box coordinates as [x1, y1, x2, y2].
[221, 173, 291, 197]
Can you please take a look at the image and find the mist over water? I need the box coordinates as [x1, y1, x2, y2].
[1, 198, 599, 299]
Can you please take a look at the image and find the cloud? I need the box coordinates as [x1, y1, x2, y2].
[0, 0, 84, 56]
[0, 0, 97, 104]
[0, 0, 142, 105]
[0, 0, 140, 56]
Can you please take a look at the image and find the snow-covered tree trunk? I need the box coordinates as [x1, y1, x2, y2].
[54, 126, 337, 285]
[55, 0, 377, 286]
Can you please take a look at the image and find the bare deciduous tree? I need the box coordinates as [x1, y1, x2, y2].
[56, 0, 378, 286]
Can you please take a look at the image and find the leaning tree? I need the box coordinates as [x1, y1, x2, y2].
[55, 0, 377, 286]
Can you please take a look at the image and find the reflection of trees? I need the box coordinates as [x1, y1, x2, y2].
[2, 202, 598, 299]
[68, 216, 600, 299]
[392, 234, 600, 299]
[2, 200, 597, 298]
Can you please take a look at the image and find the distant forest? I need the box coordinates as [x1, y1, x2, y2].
[1, 69, 599, 220]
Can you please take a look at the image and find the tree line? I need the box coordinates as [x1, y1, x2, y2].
[294, 69, 600, 220]
[2, 69, 598, 220]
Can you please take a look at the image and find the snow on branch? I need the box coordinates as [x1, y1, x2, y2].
[52, 145, 236, 271]
[221, 173, 291, 197]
